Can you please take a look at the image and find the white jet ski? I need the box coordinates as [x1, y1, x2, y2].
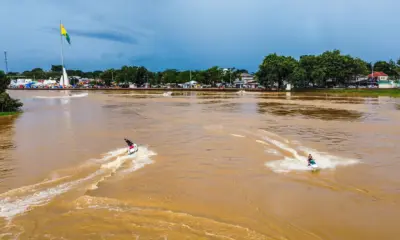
[128, 143, 139, 155]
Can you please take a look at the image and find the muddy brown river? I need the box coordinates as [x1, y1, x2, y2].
[1, 90, 399, 240]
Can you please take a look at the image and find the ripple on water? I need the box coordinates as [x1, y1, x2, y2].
[0, 117, 18, 191]
[257, 102, 364, 121]
[20, 195, 270, 240]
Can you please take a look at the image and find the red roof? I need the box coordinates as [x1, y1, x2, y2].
[368, 72, 388, 78]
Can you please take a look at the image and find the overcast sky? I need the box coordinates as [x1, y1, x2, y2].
[1, 0, 399, 72]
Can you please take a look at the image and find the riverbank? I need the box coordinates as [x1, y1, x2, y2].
[296, 88, 400, 97]
[7, 87, 400, 97]
[8, 87, 256, 92]
[0, 112, 21, 117]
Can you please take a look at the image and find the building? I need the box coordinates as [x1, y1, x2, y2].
[367, 72, 397, 88]
[183, 80, 199, 88]
[232, 73, 256, 88]
[368, 72, 388, 81]
[240, 73, 254, 84]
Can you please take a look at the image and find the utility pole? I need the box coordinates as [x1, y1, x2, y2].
[371, 62, 374, 87]
[229, 68, 232, 86]
[4, 51, 8, 74]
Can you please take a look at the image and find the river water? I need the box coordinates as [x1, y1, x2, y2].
[1, 90, 399, 240]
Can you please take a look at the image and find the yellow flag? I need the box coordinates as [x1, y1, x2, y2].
[60, 24, 71, 44]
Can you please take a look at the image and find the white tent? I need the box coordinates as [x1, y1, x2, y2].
[43, 80, 57, 86]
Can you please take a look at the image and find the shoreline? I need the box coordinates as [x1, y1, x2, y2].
[7, 87, 400, 97]
[0, 112, 21, 117]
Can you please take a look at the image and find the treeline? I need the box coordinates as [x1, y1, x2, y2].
[0, 71, 23, 112]
[256, 50, 400, 88]
[6, 49, 400, 88]
[6, 65, 103, 81]
[8, 65, 249, 86]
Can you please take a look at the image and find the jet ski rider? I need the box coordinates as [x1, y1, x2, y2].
[307, 154, 316, 166]
[124, 138, 136, 151]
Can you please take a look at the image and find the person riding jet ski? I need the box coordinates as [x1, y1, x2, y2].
[124, 138, 138, 154]
[307, 154, 318, 169]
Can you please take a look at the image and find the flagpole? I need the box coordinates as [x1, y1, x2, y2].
[60, 20, 65, 86]
[60, 20, 65, 66]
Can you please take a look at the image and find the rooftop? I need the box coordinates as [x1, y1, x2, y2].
[240, 73, 253, 77]
[368, 72, 388, 78]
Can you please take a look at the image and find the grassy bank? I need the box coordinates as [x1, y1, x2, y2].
[0, 112, 21, 117]
[296, 88, 400, 97]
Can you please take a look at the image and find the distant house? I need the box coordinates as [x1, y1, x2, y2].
[367, 72, 396, 88]
[233, 73, 255, 88]
[183, 80, 198, 88]
[240, 73, 254, 84]
[368, 72, 388, 81]
[233, 80, 245, 88]
[246, 80, 259, 88]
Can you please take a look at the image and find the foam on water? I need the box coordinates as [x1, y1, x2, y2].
[120, 145, 157, 174]
[256, 140, 269, 145]
[0, 146, 157, 220]
[162, 92, 173, 97]
[89, 152, 133, 190]
[94, 148, 128, 163]
[263, 135, 360, 173]
[34, 93, 88, 99]
[265, 149, 281, 156]
[0, 171, 102, 219]
[231, 134, 245, 138]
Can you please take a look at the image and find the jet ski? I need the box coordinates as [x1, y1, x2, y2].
[308, 159, 319, 170]
[128, 143, 138, 155]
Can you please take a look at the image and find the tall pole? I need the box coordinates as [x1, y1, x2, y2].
[59, 20, 66, 86]
[60, 20, 64, 68]
[230, 68, 232, 86]
[4, 51, 8, 74]
[371, 62, 374, 87]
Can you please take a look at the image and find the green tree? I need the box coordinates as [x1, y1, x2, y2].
[192, 70, 205, 84]
[7, 72, 19, 76]
[236, 69, 248, 74]
[154, 72, 163, 84]
[136, 66, 149, 86]
[162, 69, 178, 83]
[311, 68, 327, 87]
[256, 53, 298, 89]
[319, 50, 344, 85]
[100, 69, 115, 86]
[373, 60, 398, 79]
[69, 77, 80, 86]
[289, 67, 307, 87]
[0, 71, 23, 113]
[299, 55, 320, 84]
[51, 65, 62, 72]
[66, 69, 84, 77]
[176, 71, 191, 84]
[221, 68, 242, 84]
[204, 66, 223, 85]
